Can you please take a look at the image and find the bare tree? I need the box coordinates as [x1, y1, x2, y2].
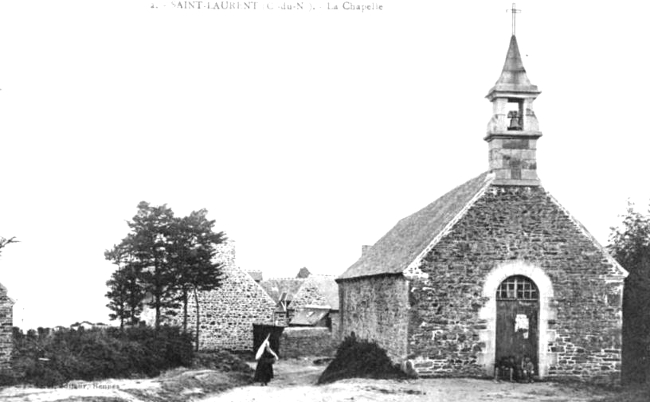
[0, 237, 18, 257]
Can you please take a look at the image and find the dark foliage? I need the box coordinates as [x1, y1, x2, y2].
[10, 325, 193, 387]
[608, 201, 650, 385]
[317, 333, 412, 384]
[105, 202, 226, 331]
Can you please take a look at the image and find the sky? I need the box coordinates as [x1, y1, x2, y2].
[0, 0, 649, 329]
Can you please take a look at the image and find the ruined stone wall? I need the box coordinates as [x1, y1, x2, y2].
[0, 284, 13, 372]
[185, 242, 276, 351]
[408, 185, 624, 381]
[280, 327, 337, 358]
[338, 275, 409, 363]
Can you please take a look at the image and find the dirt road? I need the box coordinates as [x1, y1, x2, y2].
[0, 358, 609, 402]
[203, 359, 605, 402]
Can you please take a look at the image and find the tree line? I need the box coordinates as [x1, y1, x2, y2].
[105, 201, 225, 348]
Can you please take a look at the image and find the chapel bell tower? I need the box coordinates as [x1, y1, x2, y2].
[485, 34, 542, 186]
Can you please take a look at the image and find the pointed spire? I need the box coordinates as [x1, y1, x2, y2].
[484, 35, 542, 186]
[487, 35, 539, 97]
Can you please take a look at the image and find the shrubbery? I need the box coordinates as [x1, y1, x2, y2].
[8, 325, 193, 387]
[318, 333, 412, 384]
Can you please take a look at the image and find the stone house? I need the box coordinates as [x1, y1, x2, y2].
[0, 283, 13, 373]
[143, 241, 276, 351]
[261, 273, 339, 331]
[337, 35, 627, 382]
[290, 274, 340, 335]
[259, 276, 305, 326]
[259, 273, 342, 359]
[185, 241, 275, 351]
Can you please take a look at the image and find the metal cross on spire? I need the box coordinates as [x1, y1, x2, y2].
[508, 3, 521, 36]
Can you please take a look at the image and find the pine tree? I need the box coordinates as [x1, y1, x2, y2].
[105, 240, 146, 328]
[106, 202, 226, 338]
[170, 209, 226, 348]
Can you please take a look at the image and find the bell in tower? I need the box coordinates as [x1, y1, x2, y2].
[508, 110, 522, 130]
[484, 34, 542, 186]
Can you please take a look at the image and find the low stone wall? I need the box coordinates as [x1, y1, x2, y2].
[280, 327, 337, 358]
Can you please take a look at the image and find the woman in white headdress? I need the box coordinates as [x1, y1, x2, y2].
[253, 334, 279, 386]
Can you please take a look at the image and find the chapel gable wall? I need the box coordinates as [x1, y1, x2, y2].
[407, 186, 624, 381]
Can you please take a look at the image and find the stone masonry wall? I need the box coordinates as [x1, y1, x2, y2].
[291, 277, 331, 310]
[280, 327, 337, 358]
[185, 242, 276, 351]
[408, 185, 624, 381]
[0, 284, 13, 373]
[330, 311, 340, 342]
[288, 275, 340, 341]
[338, 275, 409, 363]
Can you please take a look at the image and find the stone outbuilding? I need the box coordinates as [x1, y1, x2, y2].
[261, 273, 339, 330]
[260, 276, 305, 326]
[0, 283, 13, 373]
[337, 35, 627, 382]
[290, 274, 340, 334]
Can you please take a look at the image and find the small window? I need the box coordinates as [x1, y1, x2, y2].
[497, 275, 538, 300]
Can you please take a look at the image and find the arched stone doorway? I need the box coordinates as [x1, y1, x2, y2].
[479, 261, 555, 378]
[495, 275, 539, 374]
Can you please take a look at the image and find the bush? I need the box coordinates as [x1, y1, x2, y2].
[10, 325, 194, 387]
[318, 333, 412, 384]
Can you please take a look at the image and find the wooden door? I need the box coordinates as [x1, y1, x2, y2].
[495, 276, 539, 373]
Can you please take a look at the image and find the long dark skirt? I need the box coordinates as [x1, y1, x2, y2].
[254, 357, 275, 384]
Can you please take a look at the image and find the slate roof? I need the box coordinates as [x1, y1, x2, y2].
[338, 172, 493, 280]
[259, 278, 305, 303]
[338, 170, 628, 281]
[290, 307, 330, 326]
[260, 274, 340, 310]
[246, 270, 263, 282]
[296, 267, 311, 278]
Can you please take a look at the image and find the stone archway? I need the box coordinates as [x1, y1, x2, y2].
[495, 275, 539, 375]
[478, 261, 555, 378]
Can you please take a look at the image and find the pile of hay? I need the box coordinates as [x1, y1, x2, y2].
[318, 333, 412, 384]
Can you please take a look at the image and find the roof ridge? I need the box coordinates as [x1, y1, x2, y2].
[403, 172, 495, 278]
[338, 172, 493, 280]
[262, 277, 306, 281]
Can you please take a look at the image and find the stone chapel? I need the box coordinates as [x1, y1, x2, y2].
[336, 35, 628, 382]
